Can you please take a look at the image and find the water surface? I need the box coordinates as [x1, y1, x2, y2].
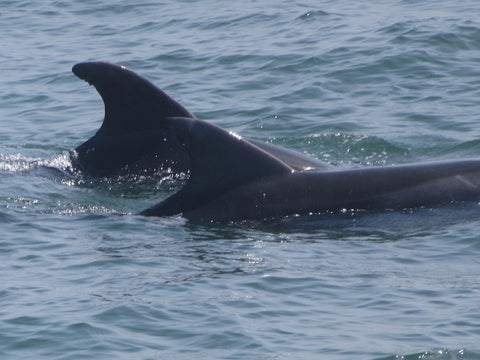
[1, 1, 480, 359]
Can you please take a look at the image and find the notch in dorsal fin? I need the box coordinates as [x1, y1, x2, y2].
[140, 117, 293, 217]
[72, 62, 195, 136]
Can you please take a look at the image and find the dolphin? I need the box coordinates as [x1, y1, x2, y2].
[71, 62, 329, 177]
[139, 116, 480, 222]
[71, 62, 480, 223]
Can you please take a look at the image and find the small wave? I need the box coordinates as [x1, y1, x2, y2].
[372, 348, 476, 360]
[38, 151, 73, 170]
[297, 10, 331, 20]
[0, 151, 73, 174]
[54, 204, 117, 216]
[303, 133, 410, 166]
[0, 153, 37, 173]
[377, 21, 418, 35]
[0, 149, 188, 197]
[380, 21, 480, 53]
[0, 209, 17, 223]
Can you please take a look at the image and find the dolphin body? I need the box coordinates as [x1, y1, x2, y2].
[72, 62, 480, 223]
[138, 116, 480, 222]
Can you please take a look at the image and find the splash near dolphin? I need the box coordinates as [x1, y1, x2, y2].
[72, 62, 480, 223]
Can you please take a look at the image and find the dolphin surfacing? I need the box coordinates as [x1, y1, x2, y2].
[71, 62, 329, 177]
[71, 62, 480, 223]
[139, 116, 480, 222]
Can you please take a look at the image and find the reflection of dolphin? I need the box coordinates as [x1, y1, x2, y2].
[71, 62, 329, 177]
[72, 62, 480, 223]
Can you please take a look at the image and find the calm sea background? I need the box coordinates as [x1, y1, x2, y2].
[1, 1, 480, 359]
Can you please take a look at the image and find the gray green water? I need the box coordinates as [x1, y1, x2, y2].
[1, 1, 480, 359]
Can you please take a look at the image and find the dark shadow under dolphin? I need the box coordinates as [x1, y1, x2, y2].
[72, 62, 480, 223]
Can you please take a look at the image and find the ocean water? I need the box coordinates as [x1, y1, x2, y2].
[1, 1, 480, 359]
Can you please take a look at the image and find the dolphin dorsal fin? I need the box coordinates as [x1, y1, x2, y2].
[72, 62, 195, 136]
[140, 117, 293, 217]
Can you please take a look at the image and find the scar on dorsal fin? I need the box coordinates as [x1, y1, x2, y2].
[72, 62, 195, 136]
[140, 117, 293, 217]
